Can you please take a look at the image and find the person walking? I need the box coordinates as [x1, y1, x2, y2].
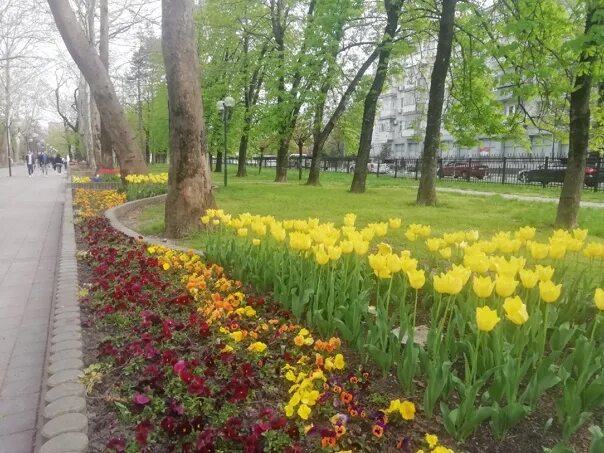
[41, 151, 49, 176]
[54, 154, 62, 174]
[26, 150, 35, 177]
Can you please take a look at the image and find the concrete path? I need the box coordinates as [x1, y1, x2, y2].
[434, 186, 604, 208]
[0, 165, 66, 453]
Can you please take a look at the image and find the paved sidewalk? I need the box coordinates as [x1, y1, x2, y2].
[434, 186, 604, 208]
[0, 166, 66, 453]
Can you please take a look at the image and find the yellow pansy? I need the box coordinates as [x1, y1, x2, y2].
[399, 400, 416, 420]
[333, 354, 345, 370]
[297, 404, 311, 420]
[425, 433, 439, 448]
[247, 342, 267, 353]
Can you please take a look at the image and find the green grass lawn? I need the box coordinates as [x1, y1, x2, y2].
[140, 166, 604, 245]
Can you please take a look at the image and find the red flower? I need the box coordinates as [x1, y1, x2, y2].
[132, 393, 150, 406]
[106, 437, 126, 452]
[188, 376, 209, 396]
[135, 420, 153, 446]
[160, 416, 176, 434]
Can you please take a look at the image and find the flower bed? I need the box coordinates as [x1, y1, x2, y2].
[200, 210, 604, 450]
[75, 190, 452, 452]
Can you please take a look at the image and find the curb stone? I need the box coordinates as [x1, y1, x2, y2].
[36, 184, 89, 453]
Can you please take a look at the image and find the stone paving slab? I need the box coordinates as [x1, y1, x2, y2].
[0, 168, 66, 452]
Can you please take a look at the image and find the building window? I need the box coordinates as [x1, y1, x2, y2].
[505, 104, 517, 116]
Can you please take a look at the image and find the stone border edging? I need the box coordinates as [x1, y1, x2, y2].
[105, 194, 204, 254]
[36, 184, 89, 453]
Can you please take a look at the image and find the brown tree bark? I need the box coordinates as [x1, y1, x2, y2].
[555, 8, 597, 229]
[416, 0, 457, 206]
[47, 0, 148, 179]
[99, 0, 113, 168]
[306, 48, 380, 186]
[350, 0, 404, 193]
[162, 0, 215, 238]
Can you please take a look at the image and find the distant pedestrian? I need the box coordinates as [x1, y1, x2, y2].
[41, 151, 49, 176]
[26, 151, 34, 176]
[54, 154, 62, 174]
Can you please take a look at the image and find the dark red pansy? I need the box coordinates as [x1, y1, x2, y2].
[106, 437, 126, 452]
[160, 416, 176, 434]
[134, 420, 153, 446]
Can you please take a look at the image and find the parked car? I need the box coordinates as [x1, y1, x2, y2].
[438, 161, 489, 179]
[517, 164, 602, 187]
[349, 161, 391, 174]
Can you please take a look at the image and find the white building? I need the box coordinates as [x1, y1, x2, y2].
[371, 43, 568, 160]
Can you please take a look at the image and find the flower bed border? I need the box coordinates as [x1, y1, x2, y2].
[36, 184, 89, 453]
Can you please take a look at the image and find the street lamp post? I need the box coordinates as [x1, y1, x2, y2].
[216, 96, 235, 187]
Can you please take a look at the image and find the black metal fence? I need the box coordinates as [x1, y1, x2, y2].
[210, 154, 603, 191]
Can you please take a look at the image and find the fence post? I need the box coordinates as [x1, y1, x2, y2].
[501, 157, 507, 184]
[394, 159, 398, 178]
[595, 154, 601, 192]
[544, 156, 549, 169]
[377, 160, 380, 178]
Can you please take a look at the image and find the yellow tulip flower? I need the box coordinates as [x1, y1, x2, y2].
[464, 252, 490, 273]
[201, 215, 210, 225]
[407, 269, 426, 289]
[495, 275, 518, 298]
[433, 272, 463, 295]
[339, 240, 354, 254]
[343, 213, 356, 227]
[595, 288, 604, 311]
[361, 227, 375, 241]
[388, 217, 402, 229]
[353, 240, 369, 256]
[539, 280, 562, 303]
[519, 269, 539, 289]
[572, 228, 588, 241]
[378, 242, 393, 255]
[237, 228, 248, 237]
[503, 295, 529, 325]
[400, 256, 418, 272]
[328, 245, 342, 261]
[549, 243, 566, 259]
[535, 265, 555, 282]
[405, 230, 417, 242]
[476, 306, 500, 332]
[386, 254, 402, 273]
[439, 247, 452, 259]
[473, 275, 495, 299]
[315, 249, 330, 266]
[529, 242, 549, 260]
[252, 238, 261, 246]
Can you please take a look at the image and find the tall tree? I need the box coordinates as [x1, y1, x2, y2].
[98, 0, 113, 168]
[350, 0, 405, 193]
[162, 0, 215, 237]
[555, 2, 603, 228]
[416, 0, 457, 205]
[47, 0, 148, 178]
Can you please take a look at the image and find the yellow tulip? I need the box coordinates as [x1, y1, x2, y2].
[473, 275, 495, 299]
[464, 252, 490, 273]
[595, 288, 604, 311]
[252, 238, 261, 246]
[539, 280, 562, 303]
[439, 247, 452, 259]
[496, 259, 519, 277]
[426, 238, 444, 252]
[339, 240, 354, 254]
[328, 246, 342, 261]
[343, 213, 356, 227]
[529, 242, 549, 260]
[400, 256, 418, 272]
[573, 228, 588, 241]
[201, 215, 210, 225]
[503, 295, 529, 325]
[361, 227, 375, 241]
[378, 242, 392, 255]
[237, 228, 248, 237]
[495, 275, 518, 298]
[519, 269, 539, 289]
[315, 249, 330, 266]
[548, 243, 566, 259]
[407, 269, 426, 289]
[271, 226, 286, 242]
[535, 265, 555, 282]
[476, 306, 500, 332]
[353, 240, 369, 256]
[388, 218, 402, 229]
[466, 230, 480, 242]
[405, 230, 417, 242]
[433, 272, 463, 295]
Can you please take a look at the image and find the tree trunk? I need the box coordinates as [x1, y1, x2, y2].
[416, 0, 457, 206]
[236, 115, 250, 177]
[214, 150, 222, 172]
[555, 9, 596, 229]
[162, 0, 215, 238]
[350, 0, 403, 193]
[77, 74, 94, 167]
[48, 0, 148, 179]
[98, 0, 113, 168]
